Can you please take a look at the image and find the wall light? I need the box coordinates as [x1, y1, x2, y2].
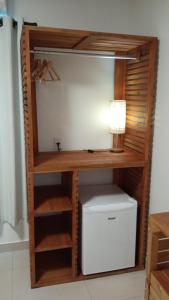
[109, 100, 126, 152]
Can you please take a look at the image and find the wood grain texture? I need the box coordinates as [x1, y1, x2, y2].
[33, 150, 145, 173]
[26, 25, 155, 52]
[150, 213, 169, 239]
[151, 270, 169, 299]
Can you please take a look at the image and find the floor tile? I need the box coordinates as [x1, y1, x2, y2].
[84, 271, 145, 300]
[0, 249, 146, 300]
[13, 270, 91, 300]
[0, 252, 12, 300]
[127, 297, 144, 300]
[0, 251, 13, 269]
[12, 253, 91, 300]
[13, 249, 29, 270]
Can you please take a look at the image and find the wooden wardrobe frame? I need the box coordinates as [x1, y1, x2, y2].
[21, 25, 158, 288]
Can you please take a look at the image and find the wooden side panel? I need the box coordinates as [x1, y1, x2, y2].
[116, 40, 158, 268]
[21, 28, 34, 169]
[30, 55, 38, 155]
[61, 170, 79, 278]
[27, 173, 36, 286]
[123, 39, 157, 265]
[21, 28, 36, 286]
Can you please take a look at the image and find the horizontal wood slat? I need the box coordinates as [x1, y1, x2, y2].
[159, 239, 169, 251]
[158, 251, 169, 263]
[121, 167, 143, 201]
[127, 66, 149, 75]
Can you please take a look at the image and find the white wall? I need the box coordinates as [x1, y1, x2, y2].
[36, 53, 114, 187]
[128, 0, 169, 213]
[37, 54, 113, 151]
[8, 0, 131, 33]
[1, 0, 130, 245]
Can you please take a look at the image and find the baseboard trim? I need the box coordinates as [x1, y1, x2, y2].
[0, 240, 29, 253]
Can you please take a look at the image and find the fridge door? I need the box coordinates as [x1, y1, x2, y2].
[82, 208, 137, 275]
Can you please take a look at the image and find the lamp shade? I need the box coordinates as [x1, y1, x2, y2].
[109, 100, 126, 134]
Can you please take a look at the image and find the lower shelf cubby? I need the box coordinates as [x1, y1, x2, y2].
[35, 249, 73, 285]
[34, 185, 72, 216]
[35, 213, 72, 252]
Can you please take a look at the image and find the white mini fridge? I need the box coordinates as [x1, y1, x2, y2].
[80, 184, 137, 275]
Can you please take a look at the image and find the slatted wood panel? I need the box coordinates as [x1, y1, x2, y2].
[125, 43, 157, 267]
[121, 167, 143, 202]
[114, 41, 158, 268]
[124, 47, 150, 153]
[157, 236, 169, 270]
[29, 29, 89, 50]
[74, 34, 154, 52]
[28, 26, 155, 52]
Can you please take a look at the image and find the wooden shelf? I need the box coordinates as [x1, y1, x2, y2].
[34, 185, 72, 216]
[33, 149, 145, 173]
[35, 214, 72, 252]
[35, 232, 72, 252]
[36, 249, 72, 286]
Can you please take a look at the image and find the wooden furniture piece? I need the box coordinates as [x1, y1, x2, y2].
[145, 213, 169, 300]
[21, 25, 158, 287]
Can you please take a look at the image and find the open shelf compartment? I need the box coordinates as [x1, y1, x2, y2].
[35, 213, 72, 252]
[34, 185, 72, 216]
[35, 249, 73, 285]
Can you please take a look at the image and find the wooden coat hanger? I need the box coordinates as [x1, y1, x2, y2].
[31, 59, 60, 83]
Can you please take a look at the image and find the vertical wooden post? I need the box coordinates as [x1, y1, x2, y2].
[30, 54, 39, 156]
[72, 169, 79, 278]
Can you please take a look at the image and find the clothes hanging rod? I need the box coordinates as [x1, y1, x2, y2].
[30, 49, 137, 60]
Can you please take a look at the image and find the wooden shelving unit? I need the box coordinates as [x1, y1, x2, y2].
[21, 25, 158, 287]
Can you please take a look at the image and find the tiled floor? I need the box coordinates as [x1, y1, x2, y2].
[0, 250, 145, 300]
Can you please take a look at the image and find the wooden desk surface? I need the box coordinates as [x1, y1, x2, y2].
[33, 149, 145, 173]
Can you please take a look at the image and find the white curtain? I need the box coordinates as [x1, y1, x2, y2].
[0, 16, 21, 226]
